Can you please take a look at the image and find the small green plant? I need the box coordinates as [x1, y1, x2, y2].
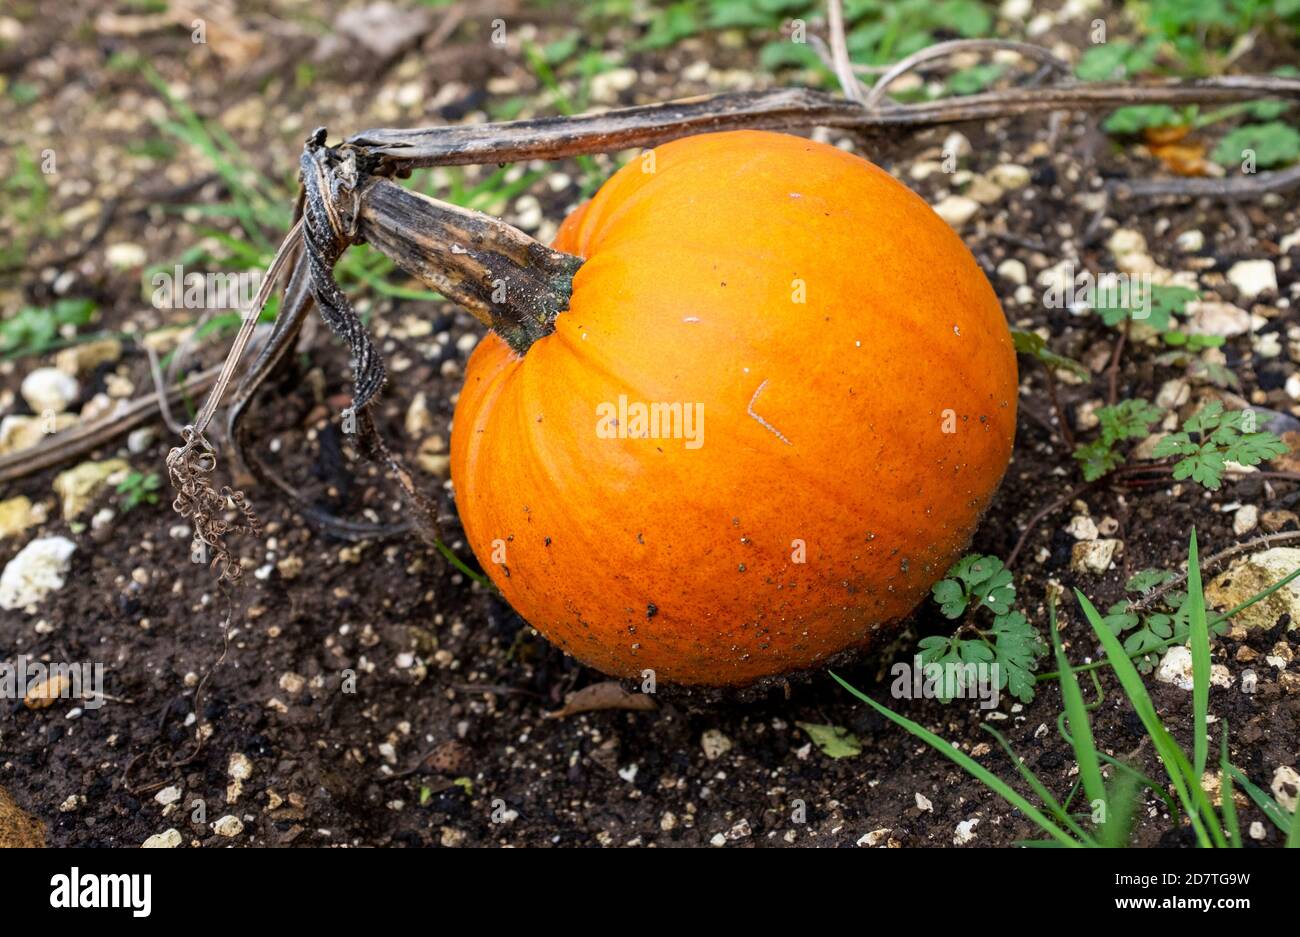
[0, 299, 97, 360]
[1102, 104, 1185, 134]
[926, 554, 1048, 703]
[115, 471, 163, 513]
[1076, 39, 1160, 83]
[1094, 283, 1199, 335]
[945, 63, 1003, 95]
[615, 0, 1003, 91]
[1072, 399, 1164, 481]
[0, 148, 56, 272]
[1154, 338, 1237, 389]
[1152, 401, 1289, 490]
[635, 2, 704, 50]
[1099, 568, 1229, 673]
[836, 532, 1300, 847]
[1139, 0, 1300, 75]
[1010, 330, 1089, 379]
[1211, 121, 1300, 167]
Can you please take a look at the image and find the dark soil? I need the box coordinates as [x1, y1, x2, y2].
[1, 1, 1298, 848]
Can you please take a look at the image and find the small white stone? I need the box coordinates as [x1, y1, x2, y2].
[857, 827, 892, 847]
[212, 815, 244, 837]
[155, 785, 183, 806]
[1001, 0, 1032, 20]
[106, 242, 147, 269]
[701, 729, 732, 761]
[1027, 12, 1053, 36]
[1255, 333, 1282, 359]
[1155, 378, 1190, 410]
[989, 164, 1031, 189]
[21, 368, 79, 414]
[1270, 765, 1299, 812]
[915, 792, 934, 812]
[1066, 515, 1099, 541]
[964, 175, 1004, 205]
[228, 752, 253, 780]
[142, 828, 182, 848]
[0, 536, 76, 610]
[909, 160, 945, 181]
[953, 818, 981, 845]
[724, 818, 752, 841]
[513, 194, 543, 231]
[1241, 669, 1258, 694]
[1071, 538, 1121, 574]
[1227, 259, 1278, 300]
[1076, 400, 1102, 431]
[1186, 300, 1251, 337]
[942, 131, 971, 161]
[933, 195, 979, 227]
[1285, 374, 1300, 401]
[1176, 230, 1204, 252]
[1211, 664, 1233, 688]
[1233, 505, 1259, 536]
[682, 60, 710, 83]
[1156, 645, 1195, 691]
[1107, 228, 1153, 274]
[405, 393, 433, 436]
[127, 427, 156, 454]
[997, 258, 1027, 285]
[588, 66, 636, 103]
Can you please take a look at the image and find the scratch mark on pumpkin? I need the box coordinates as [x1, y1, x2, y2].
[747, 379, 792, 446]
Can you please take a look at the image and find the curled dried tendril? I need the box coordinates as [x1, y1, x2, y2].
[167, 426, 261, 583]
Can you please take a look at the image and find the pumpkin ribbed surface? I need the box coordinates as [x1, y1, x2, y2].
[450, 130, 1017, 686]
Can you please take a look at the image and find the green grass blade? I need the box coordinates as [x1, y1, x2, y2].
[1049, 601, 1107, 814]
[1076, 590, 1224, 847]
[830, 672, 1081, 847]
[1187, 531, 1211, 780]
[1098, 769, 1141, 847]
[1219, 723, 1239, 848]
[1057, 711, 1180, 818]
[980, 725, 1095, 843]
[1226, 764, 1292, 836]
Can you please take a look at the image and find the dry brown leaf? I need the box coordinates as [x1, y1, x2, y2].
[546, 681, 657, 719]
[1148, 142, 1213, 177]
[1143, 125, 1192, 147]
[1142, 127, 1212, 177]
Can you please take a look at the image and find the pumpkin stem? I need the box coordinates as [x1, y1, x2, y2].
[357, 178, 583, 354]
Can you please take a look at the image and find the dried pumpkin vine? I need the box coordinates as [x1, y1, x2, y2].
[163, 60, 1300, 583]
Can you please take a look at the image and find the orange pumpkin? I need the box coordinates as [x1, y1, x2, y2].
[450, 130, 1017, 686]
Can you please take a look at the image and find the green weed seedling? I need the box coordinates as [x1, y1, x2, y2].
[835, 531, 1300, 847]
